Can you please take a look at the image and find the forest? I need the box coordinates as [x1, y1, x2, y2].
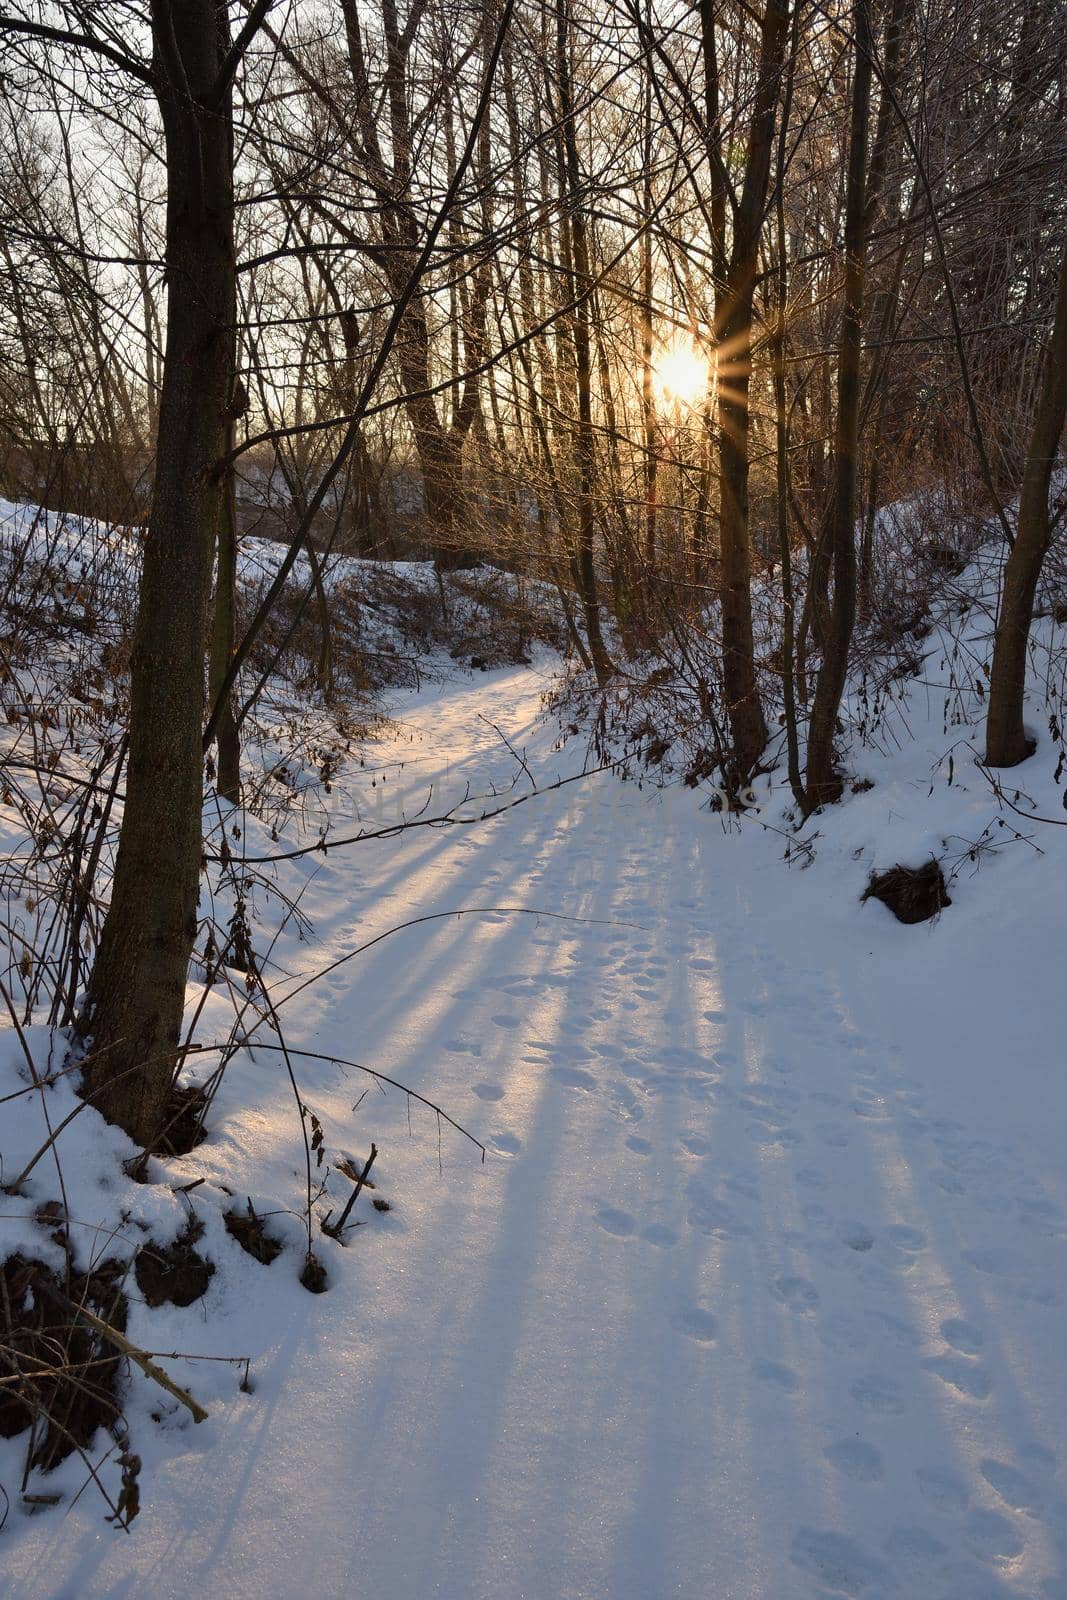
[0, 0, 1065, 1595]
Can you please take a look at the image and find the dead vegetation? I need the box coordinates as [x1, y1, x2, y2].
[861, 859, 952, 923]
[0, 1251, 128, 1476]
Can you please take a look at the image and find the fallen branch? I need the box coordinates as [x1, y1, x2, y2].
[322, 1143, 377, 1241]
[55, 1295, 208, 1425]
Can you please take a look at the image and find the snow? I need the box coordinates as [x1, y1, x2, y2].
[2, 506, 1067, 1598]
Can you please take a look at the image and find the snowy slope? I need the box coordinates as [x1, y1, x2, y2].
[1, 501, 1066, 1598]
[2, 661, 1066, 1597]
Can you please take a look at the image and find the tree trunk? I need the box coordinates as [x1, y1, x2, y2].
[700, 0, 789, 782]
[985, 241, 1067, 767]
[717, 279, 769, 780]
[209, 395, 242, 804]
[80, 2, 236, 1145]
[804, 0, 872, 811]
[557, 0, 612, 685]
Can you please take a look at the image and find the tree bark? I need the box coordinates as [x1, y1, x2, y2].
[804, 0, 872, 811]
[80, 2, 236, 1145]
[700, 0, 789, 781]
[985, 241, 1067, 767]
[557, 0, 612, 684]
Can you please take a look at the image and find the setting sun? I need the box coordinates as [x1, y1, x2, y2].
[653, 339, 709, 407]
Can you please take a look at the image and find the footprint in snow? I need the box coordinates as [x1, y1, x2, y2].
[548, 1065, 596, 1091]
[865, 1309, 920, 1347]
[1020, 1441, 1057, 1473]
[940, 1316, 984, 1353]
[752, 1358, 800, 1394]
[841, 1222, 875, 1253]
[824, 1438, 884, 1482]
[487, 1132, 522, 1156]
[881, 1525, 948, 1579]
[850, 1372, 906, 1414]
[796, 1167, 831, 1191]
[852, 1096, 890, 1120]
[670, 1307, 718, 1343]
[790, 1528, 890, 1595]
[887, 1223, 927, 1252]
[594, 1207, 636, 1237]
[472, 1082, 505, 1101]
[772, 1275, 820, 1313]
[916, 1464, 969, 1513]
[965, 1508, 1024, 1562]
[818, 1312, 869, 1354]
[980, 1458, 1044, 1514]
[922, 1353, 993, 1400]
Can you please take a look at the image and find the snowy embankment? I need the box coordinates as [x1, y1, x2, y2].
[2, 499, 1067, 1598]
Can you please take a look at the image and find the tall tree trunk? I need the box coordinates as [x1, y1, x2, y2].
[985, 241, 1067, 767]
[641, 57, 658, 591]
[557, 0, 612, 685]
[209, 418, 242, 804]
[717, 276, 769, 780]
[804, 0, 873, 810]
[773, 2, 804, 807]
[80, 1, 236, 1145]
[700, 0, 789, 782]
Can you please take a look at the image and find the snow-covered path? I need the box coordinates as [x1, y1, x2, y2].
[6, 664, 1067, 1600]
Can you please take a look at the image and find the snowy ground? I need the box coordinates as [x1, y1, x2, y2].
[3, 629, 1067, 1597]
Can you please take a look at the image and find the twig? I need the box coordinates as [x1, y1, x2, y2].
[50, 1293, 208, 1424]
[322, 1143, 377, 1241]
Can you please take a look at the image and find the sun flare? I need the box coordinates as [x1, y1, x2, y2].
[653, 340, 709, 407]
